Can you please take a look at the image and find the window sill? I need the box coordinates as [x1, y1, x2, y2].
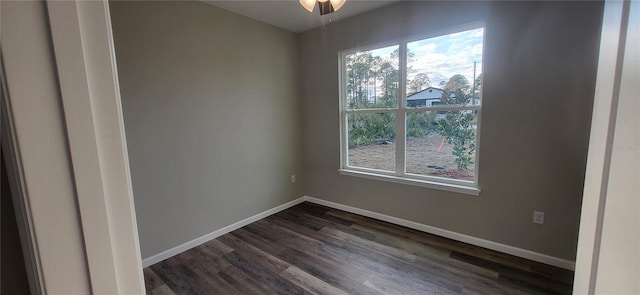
[338, 169, 481, 196]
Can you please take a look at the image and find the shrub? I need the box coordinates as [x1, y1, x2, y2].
[407, 112, 437, 138]
[348, 113, 395, 148]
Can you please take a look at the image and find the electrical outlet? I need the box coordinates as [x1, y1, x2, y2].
[533, 211, 545, 224]
[291, 175, 296, 183]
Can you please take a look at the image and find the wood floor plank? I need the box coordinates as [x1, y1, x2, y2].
[218, 232, 290, 274]
[294, 202, 332, 215]
[143, 268, 165, 293]
[530, 263, 575, 285]
[320, 225, 502, 282]
[320, 225, 420, 262]
[348, 223, 452, 260]
[222, 250, 312, 295]
[292, 210, 379, 241]
[148, 285, 177, 295]
[324, 217, 541, 294]
[266, 217, 462, 294]
[265, 216, 339, 248]
[273, 210, 325, 231]
[277, 248, 384, 295]
[328, 208, 536, 272]
[280, 266, 350, 295]
[230, 227, 288, 256]
[450, 251, 572, 294]
[264, 216, 454, 294]
[234, 219, 374, 294]
[218, 265, 278, 295]
[143, 202, 574, 295]
[150, 258, 211, 295]
[364, 274, 427, 295]
[184, 246, 231, 275]
[199, 238, 234, 256]
[251, 219, 323, 247]
[276, 207, 560, 294]
[316, 235, 465, 294]
[324, 223, 502, 281]
[188, 266, 245, 295]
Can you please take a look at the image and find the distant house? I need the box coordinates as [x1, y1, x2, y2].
[406, 87, 446, 107]
[406, 86, 481, 107]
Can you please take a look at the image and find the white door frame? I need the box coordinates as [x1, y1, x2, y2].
[573, 0, 638, 294]
[1, 0, 145, 293]
[1, 45, 46, 295]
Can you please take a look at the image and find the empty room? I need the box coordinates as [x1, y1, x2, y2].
[1, 0, 638, 294]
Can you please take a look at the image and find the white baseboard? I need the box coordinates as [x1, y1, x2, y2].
[303, 196, 576, 270]
[141, 197, 306, 267]
[142, 195, 575, 271]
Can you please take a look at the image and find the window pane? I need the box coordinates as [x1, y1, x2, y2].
[406, 110, 477, 181]
[345, 45, 399, 109]
[406, 28, 484, 107]
[347, 113, 396, 171]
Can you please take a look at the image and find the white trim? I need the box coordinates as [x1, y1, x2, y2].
[1, 53, 46, 295]
[304, 196, 575, 270]
[2, 1, 105, 292]
[338, 169, 480, 196]
[46, 1, 145, 293]
[141, 197, 307, 267]
[574, 1, 634, 293]
[401, 105, 482, 112]
[343, 105, 482, 114]
[344, 108, 396, 114]
[473, 30, 486, 187]
[141, 195, 574, 270]
[339, 42, 400, 60]
[48, 2, 120, 292]
[396, 42, 407, 177]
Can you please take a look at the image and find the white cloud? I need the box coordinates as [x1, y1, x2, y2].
[408, 28, 484, 86]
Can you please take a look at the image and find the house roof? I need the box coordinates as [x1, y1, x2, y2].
[406, 87, 445, 100]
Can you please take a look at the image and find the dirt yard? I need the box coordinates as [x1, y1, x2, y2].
[348, 135, 475, 181]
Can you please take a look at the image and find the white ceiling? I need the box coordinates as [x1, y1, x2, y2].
[202, 0, 399, 33]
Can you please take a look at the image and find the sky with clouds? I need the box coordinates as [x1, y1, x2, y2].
[369, 27, 484, 89]
[408, 28, 484, 86]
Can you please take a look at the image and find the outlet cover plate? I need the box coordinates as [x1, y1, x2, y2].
[533, 211, 545, 224]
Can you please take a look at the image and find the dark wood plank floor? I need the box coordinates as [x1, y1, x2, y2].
[144, 202, 574, 295]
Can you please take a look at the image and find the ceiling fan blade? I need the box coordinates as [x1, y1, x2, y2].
[330, 0, 346, 11]
[299, 0, 316, 12]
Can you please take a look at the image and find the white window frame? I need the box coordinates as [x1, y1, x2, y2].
[338, 23, 485, 196]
